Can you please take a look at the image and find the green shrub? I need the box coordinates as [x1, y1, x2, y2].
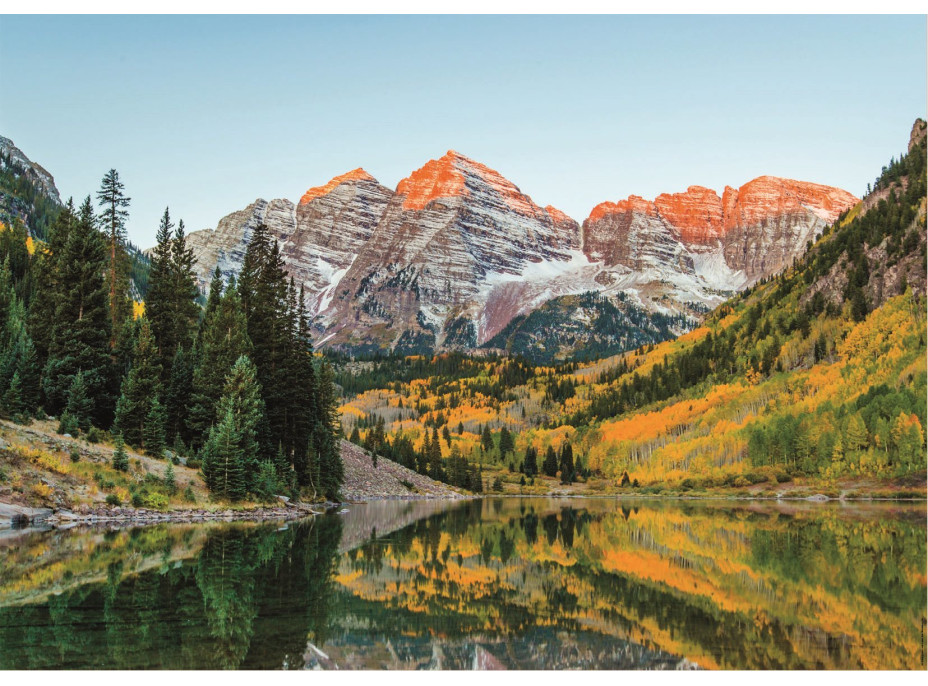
[105, 494, 121, 506]
[143, 492, 169, 510]
[131, 492, 144, 508]
[680, 478, 696, 491]
[745, 472, 768, 484]
[69, 446, 81, 463]
[186, 458, 201, 470]
[86, 427, 103, 444]
[183, 485, 196, 503]
[775, 472, 792, 483]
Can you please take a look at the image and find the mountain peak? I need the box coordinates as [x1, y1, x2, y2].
[395, 152, 469, 211]
[299, 168, 376, 205]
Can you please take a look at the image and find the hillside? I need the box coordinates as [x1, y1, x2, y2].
[336, 119, 927, 496]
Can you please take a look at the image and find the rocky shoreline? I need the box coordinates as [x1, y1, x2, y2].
[1, 500, 334, 530]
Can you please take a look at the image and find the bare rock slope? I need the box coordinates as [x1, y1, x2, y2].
[339, 439, 467, 501]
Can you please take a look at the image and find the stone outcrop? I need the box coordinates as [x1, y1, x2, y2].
[0, 135, 62, 206]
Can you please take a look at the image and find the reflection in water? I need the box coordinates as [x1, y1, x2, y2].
[0, 498, 924, 670]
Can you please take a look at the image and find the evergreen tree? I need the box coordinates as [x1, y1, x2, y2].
[143, 396, 167, 458]
[147, 210, 200, 381]
[145, 207, 175, 369]
[201, 355, 265, 500]
[523, 446, 538, 477]
[481, 424, 493, 452]
[163, 460, 177, 496]
[559, 443, 575, 484]
[164, 345, 194, 445]
[96, 169, 132, 349]
[2, 371, 22, 418]
[428, 426, 443, 480]
[543, 445, 559, 477]
[112, 433, 129, 471]
[64, 371, 94, 433]
[42, 197, 114, 426]
[187, 281, 251, 448]
[313, 359, 343, 501]
[27, 199, 74, 368]
[499, 426, 514, 456]
[113, 318, 163, 448]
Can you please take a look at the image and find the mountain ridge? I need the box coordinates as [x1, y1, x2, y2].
[180, 151, 858, 360]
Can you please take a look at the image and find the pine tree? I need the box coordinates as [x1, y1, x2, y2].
[523, 446, 537, 477]
[114, 318, 163, 448]
[313, 358, 343, 501]
[559, 443, 575, 484]
[64, 371, 93, 433]
[499, 426, 514, 456]
[163, 460, 176, 495]
[481, 424, 493, 452]
[2, 371, 22, 418]
[200, 355, 264, 500]
[42, 197, 115, 426]
[187, 281, 252, 448]
[428, 427, 443, 480]
[145, 207, 175, 369]
[112, 433, 129, 471]
[28, 200, 75, 368]
[144, 396, 167, 458]
[96, 169, 132, 349]
[164, 345, 194, 445]
[543, 445, 558, 477]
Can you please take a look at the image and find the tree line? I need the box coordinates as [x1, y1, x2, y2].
[0, 169, 343, 501]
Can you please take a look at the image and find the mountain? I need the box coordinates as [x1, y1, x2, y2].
[183, 151, 857, 359]
[336, 118, 927, 496]
[0, 135, 62, 241]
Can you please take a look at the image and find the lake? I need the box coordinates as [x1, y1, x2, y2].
[0, 497, 924, 670]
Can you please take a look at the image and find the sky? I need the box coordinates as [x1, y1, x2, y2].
[0, 14, 925, 247]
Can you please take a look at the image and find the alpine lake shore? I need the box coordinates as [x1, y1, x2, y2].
[2, 415, 924, 534]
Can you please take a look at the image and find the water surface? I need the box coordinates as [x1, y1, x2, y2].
[0, 497, 924, 669]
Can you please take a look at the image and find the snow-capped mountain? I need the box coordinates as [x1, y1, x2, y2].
[182, 152, 857, 359]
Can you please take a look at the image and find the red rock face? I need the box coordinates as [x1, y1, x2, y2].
[583, 176, 858, 284]
[654, 186, 724, 244]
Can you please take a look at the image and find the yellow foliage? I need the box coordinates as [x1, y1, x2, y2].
[31, 483, 52, 499]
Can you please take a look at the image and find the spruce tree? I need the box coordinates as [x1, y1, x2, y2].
[112, 433, 129, 471]
[428, 427, 443, 480]
[559, 443, 575, 484]
[543, 445, 559, 477]
[145, 207, 175, 369]
[163, 460, 176, 496]
[42, 197, 114, 426]
[201, 355, 264, 500]
[143, 396, 167, 458]
[164, 345, 194, 445]
[2, 371, 22, 418]
[64, 371, 93, 433]
[27, 199, 74, 368]
[113, 318, 162, 448]
[96, 169, 132, 349]
[313, 358, 343, 501]
[523, 446, 538, 477]
[187, 281, 252, 448]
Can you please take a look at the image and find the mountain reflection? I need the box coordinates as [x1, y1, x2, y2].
[0, 497, 924, 670]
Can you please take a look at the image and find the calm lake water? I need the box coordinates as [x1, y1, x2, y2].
[0, 497, 925, 670]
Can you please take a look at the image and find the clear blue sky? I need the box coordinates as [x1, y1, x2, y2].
[1, 15, 924, 246]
